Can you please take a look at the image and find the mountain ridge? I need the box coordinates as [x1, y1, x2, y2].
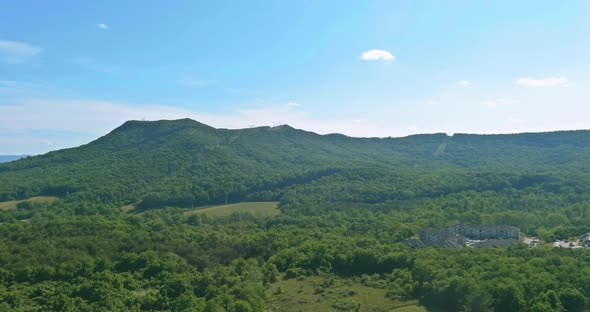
[12, 118, 589, 162]
[2, 118, 590, 209]
[108, 118, 590, 139]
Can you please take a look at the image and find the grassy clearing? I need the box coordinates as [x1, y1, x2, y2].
[185, 201, 280, 217]
[0, 196, 60, 210]
[266, 275, 426, 312]
[390, 306, 429, 312]
[119, 201, 140, 213]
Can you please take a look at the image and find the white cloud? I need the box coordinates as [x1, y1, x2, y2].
[515, 77, 569, 87]
[457, 80, 472, 87]
[0, 39, 41, 64]
[361, 49, 395, 61]
[352, 118, 369, 123]
[97, 24, 109, 29]
[286, 102, 301, 107]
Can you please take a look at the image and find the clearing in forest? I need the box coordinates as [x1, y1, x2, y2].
[185, 201, 280, 217]
[0, 196, 60, 210]
[266, 275, 426, 312]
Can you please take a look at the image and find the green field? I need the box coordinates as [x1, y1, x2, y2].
[185, 201, 280, 217]
[266, 275, 426, 312]
[0, 196, 59, 210]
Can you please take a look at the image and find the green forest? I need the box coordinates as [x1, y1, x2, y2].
[2, 119, 590, 311]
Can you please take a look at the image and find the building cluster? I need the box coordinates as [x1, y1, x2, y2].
[449, 224, 520, 240]
[553, 233, 590, 249]
[403, 224, 520, 248]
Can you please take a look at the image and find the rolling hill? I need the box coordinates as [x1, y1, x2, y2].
[4, 119, 590, 311]
[1, 118, 590, 211]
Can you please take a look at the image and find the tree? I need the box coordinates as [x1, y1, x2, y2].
[559, 288, 586, 312]
[492, 282, 525, 312]
[462, 289, 493, 312]
[386, 269, 417, 300]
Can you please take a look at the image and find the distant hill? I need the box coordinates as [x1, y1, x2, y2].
[0, 155, 27, 163]
[1, 118, 589, 208]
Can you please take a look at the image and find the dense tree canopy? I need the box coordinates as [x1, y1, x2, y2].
[2, 119, 590, 311]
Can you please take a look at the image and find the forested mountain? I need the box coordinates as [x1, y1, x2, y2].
[2, 118, 590, 208]
[3, 119, 590, 311]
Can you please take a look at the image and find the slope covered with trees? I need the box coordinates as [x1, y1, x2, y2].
[2, 119, 590, 208]
[2, 119, 590, 311]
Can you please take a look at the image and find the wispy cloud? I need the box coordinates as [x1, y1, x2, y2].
[0, 39, 41, 64]
[481, 98, 519, 108]
[96, 23, 109, 30]
[361, 49, 395, 61]
[0, 80, 20, 87]
[286, 102, 301, 107]
[457, 80, 472, 87]
[0, 80, 77, 99]
[4, 93, 590, 155]
[0, 96, 415, 154]
[481, 100, 497, 108]
[506, 117, 525, 124]
[515, 77, 569, 87]
[71, 58, 118, 73]
[178, 78, 218, 88]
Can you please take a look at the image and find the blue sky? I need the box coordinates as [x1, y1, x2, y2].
[1, 0, 590, 154]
